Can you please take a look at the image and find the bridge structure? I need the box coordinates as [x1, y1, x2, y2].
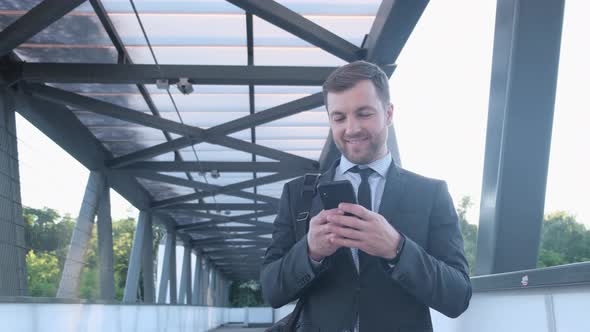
[0, 1, 588, 331]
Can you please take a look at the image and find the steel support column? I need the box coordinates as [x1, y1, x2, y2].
[203, 262, 211, 305]
[96, 177, 115, 300]
[178, 242, 192, 304]
[191, 252, 203, 305]
[157, 225, 177, 304]
[123, 211, 149, 303]
[141, 213, 155, 303]
[475, 0, 565, 275]
[58, 172, 104, 298]
[0, 89, 27, 296]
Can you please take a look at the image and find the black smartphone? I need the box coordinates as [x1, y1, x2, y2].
[318, 180, 357, 210]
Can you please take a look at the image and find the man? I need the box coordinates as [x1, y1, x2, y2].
[261, 61, 471, 331]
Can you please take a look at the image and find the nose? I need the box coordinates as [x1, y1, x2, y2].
[345, 117, 361, 135]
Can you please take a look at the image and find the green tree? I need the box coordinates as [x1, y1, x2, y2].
[538, 211, 590, 267]
[229, 280, 265, 307]
[456, 196, 478, 275]
[26, 251, 60, 297]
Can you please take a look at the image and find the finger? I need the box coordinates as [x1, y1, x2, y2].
[338, 203, 373, 220]
[310, 210, 328, 225]
[311, 209, 343, 225]
[330, 236, 363, 249]
[329, 224, 365, 241]
[326, 214, 367, 231]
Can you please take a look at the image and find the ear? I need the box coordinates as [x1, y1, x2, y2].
[386, 103, 394, 124]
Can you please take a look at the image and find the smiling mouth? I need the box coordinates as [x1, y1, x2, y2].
[345, 138, 368, 145]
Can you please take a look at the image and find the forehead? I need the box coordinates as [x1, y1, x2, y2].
[326, 80, 380, 112]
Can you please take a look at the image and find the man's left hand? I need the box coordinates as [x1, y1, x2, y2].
[325, 203, 401, 259]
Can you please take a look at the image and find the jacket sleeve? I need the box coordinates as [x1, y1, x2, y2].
[386, 180, 472, 318]
[259, 182, 326, 308]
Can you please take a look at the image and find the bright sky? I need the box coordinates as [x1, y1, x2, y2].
[14, 0, 590, 228]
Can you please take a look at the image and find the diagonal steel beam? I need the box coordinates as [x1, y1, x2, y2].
[202, 242, 267, 249]
[26, 83, 202, 136]
[0, 0, 86, 56]
[183, 226, 273, 234]
[226, 0, 363, 62]
[158, 203, 274, 212]
[126, 171, 280, 207]
[230, 211, 276, 222]
[120, 161, 282, 173]
[194, 238, 271, 246]
[150, 172, 294, 208]
[177, 219, 272, 231]
[193, 234, 269, 246]
[176, 219, 268, 231]
[105, 92, 324, 168]
[365, 0, 430, 65]
[18, 63, 336, 85]
[26, 84, 318, 167]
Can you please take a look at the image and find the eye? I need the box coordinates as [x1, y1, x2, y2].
[332, 115, 345, 122]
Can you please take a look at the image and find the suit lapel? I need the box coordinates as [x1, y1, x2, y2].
[359, 162, 407, 274]
[377, 162, 406, 218]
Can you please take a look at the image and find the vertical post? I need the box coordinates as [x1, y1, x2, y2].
[141, 213, 155, 303]
[203, 261, 210, 305]
[178, 241, 192, 304]
[192, 252, 202, 305]
[0, 89, 27, 296]
[168, 225, 177, 304]
[157, 224, 177, 304]
[96, 178, 115, 300]
[57, 171, 104, 298]
[476, 0, 565, 274]
[122, 211, 148, 303]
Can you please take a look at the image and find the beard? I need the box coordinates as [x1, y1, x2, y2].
[335, 129, 388, 165]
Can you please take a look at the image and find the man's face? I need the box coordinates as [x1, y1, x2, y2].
[326, 80, 393, 165]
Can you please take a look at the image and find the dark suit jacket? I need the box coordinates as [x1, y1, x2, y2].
[260, 160, 472, 331]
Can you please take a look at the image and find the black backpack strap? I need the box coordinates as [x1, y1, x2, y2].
[295, 173, 321, 233]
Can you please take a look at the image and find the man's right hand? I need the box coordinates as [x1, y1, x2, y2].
[307, 209, 343, 261]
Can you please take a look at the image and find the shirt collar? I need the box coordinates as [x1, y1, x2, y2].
[338, 152, 392, 178]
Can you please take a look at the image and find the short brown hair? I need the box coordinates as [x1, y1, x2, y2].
[322, 60, 390, 108]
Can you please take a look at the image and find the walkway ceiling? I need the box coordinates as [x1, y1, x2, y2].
[0, 0, 429, 281]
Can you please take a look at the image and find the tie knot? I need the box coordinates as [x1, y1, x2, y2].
[350, 166, 374, 180]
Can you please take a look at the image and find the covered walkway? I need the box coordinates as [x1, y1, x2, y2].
[1, 0, 589, 331]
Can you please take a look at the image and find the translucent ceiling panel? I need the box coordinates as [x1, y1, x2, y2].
[98, 0, 242, 14]
[14, 46, 118, 63]
[0, 0, 43, 11]
[253, 10, 374, 48]
[0, 4, 117, 63]
[254, 91, 319, 111]
[136, 178, 195, 201]
[207, 195, 259, 204]
[149, 91, 249, 111]
[276, 0, 380, 16]
[70, 92, 150, 111]
[253, 16, 344, 67]
[109, 12, 246, 46]
[105, 3, 248, 65]
[180, 150, 253, 162]
[50, 83, 140, 94]
[187, 172, 254, 187]
[126, 45, 247, 65]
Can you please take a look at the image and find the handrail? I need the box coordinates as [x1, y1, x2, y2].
[471, 261, 590, 292]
